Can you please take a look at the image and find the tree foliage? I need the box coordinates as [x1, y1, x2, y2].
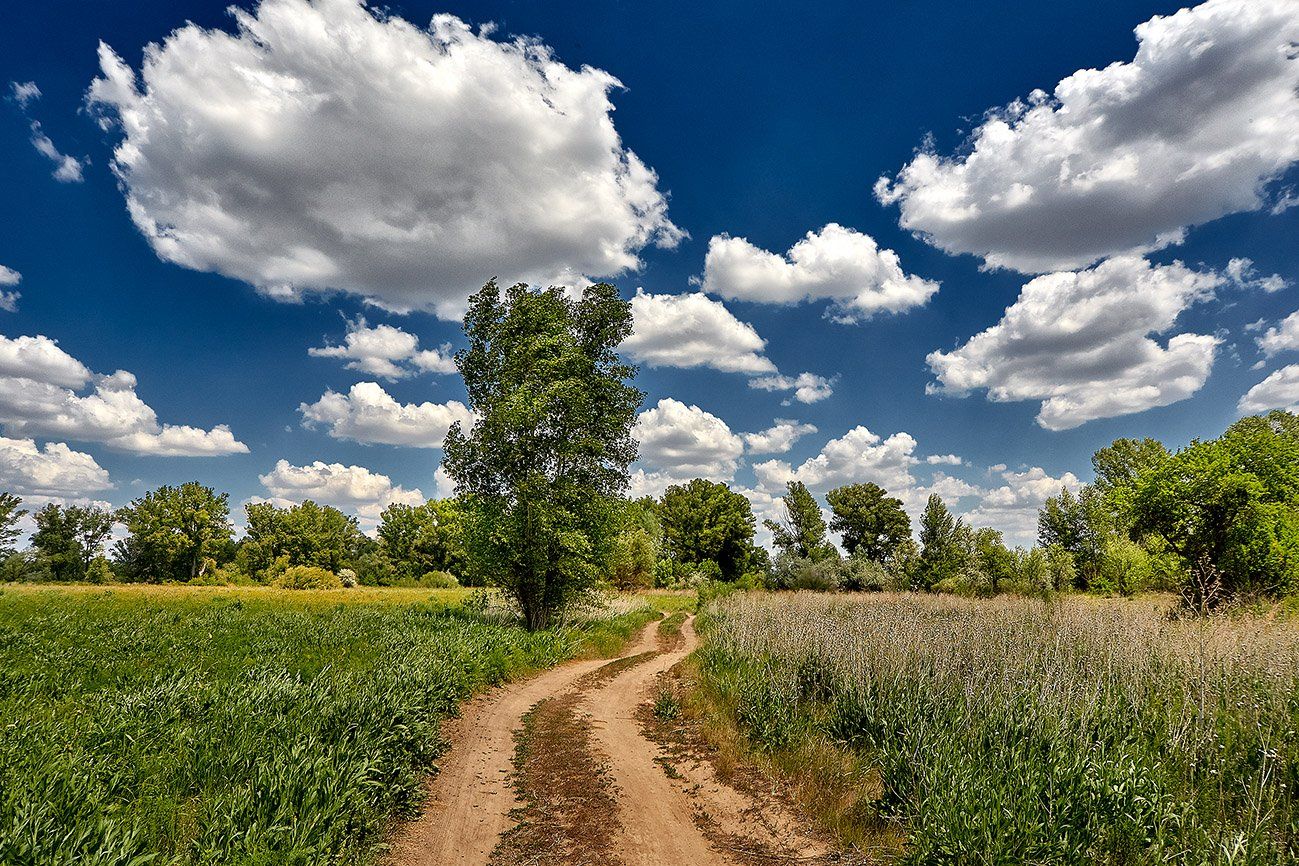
[114, 483, 232, 583]
[659, 478, 757, 581]
[376, 499, 466, 583]
[915, 494, 964, 589]
[443, 281, 641, 629]
[826, 482, 911, 562]
[765, 481, 836, 562]
[0, 493, 26, 558]
[31, 503, 114, 582]
[240, 500, 369, 579]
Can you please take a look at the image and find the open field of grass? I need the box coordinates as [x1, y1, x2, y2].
[0, 584, 658, 866]
[696, 592, 1299, 865]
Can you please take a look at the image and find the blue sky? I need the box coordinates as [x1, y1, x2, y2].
[1, 0, 1296, 544]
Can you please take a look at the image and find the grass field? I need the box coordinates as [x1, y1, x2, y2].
[696, 592, 1299, 865]
[0, 584, 657, 866]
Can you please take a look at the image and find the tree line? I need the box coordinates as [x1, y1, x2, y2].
[2, 281, 1295, 625]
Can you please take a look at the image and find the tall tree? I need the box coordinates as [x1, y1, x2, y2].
[765, 481, 836, 562]
[115, 483, 232, 582]
[0, 492, 25, 558]
[30, 504, 114, 582]
[1091, 437, 1170, 525]
[443, 281, 641, 630]
[915, 494, 965, 589]
[1133, 414, 1299, 608]
[659, 479, 757, 581]
[826, 482, 911, 562]
[241, 500, 369, 579]
[377, 499, 465, 581]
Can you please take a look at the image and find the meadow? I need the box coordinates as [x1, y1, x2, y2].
[696, 592, 1299, 865]
[0, 584, 657, 866]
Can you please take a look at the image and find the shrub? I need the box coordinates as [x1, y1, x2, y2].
[85, 556, 115, 585]
[338, 568, 358, 588]
[273, 565, 342, 590]
[0, 552, 52, 583]
[418, 571, 458, 589]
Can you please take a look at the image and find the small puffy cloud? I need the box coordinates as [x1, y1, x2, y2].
[748, 371, 835, 404]
[0, 334, 247, 455]
[961, 466, 1082, 547]
[28, 122, 84, 183]
[1226, 258, 1289, 294]
[925, 471, 982, 503]
[876, 0, 1299, 273]
[1256, 312, 1299, 358]
[925, 454, 963, 466]
[309, 318, 455, 380]
[87, 0, 680, 316]
[927, 257, 1223, 430]
[1238, 365, 1299, 414]
[0, 266, 19, 312]
[623, 290, 775, 374]
[753, 426, 919, 496]
[0, 436, 112, 497]
[702, 224, 938, 322]
[633, 398, 744, 480]
[742, 419, 817, 454]
[299, 381, 474, 448]
[259, 458, 423, 524]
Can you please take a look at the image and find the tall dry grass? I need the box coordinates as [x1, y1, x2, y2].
[699, 592, 1299, 864]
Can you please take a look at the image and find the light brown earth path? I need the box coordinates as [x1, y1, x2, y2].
[580, 616, 827, 866]
[389, 622, 661, 866]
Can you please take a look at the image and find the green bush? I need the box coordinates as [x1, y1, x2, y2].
[273, 565, 342, 590]
[418, 570, 458, 589]
[85, 556, 115, 585]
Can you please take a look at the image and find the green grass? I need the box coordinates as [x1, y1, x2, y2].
[0, 584, 655, 866]
[697, 592, 1299, 865]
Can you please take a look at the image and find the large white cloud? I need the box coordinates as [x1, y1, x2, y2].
[0, 437, 112, 497]
[633, 398, 744, 480]
[309, 318, 455, 380]
[300, 381, 473, 447]
[1257, 311, 1299, 358]
[753, 426, 919, 496]
[742, 419, 817, 455]
[258, 458, 424, 524]
[876, 0, 1299, 273]
[927, 257, 1223, 430]
[1239, 365, 1299, 414]
[87, 0, 681, 315]
[622, 290, 775, 374]
[701, 224, 938, 322]
[0, 335, 247, 455]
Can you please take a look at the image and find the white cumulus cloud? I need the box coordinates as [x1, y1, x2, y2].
[753, 426, 919, 496]
[927, 257, 1224, 430]
[701, 223, 938, 322]
[1239, 365, 1299, 414]
[0, 265, 18, 313]
[0, 335, 247, 455]
[876, 0, 1299, 273]
[300, 381, 474, 448]
[748, 371, 835, 405]
[0, 436, 112, 497]
[1257, 311, 1299, 358]
[623, 290, 776, 374]
[258, 458, 424, 524]
[633, 398, 744, 480]
[87, 0, 681, 315]
[742, 419, 817, 454]
[961, 466, 1083, 547]
[309, 318, 455, 380]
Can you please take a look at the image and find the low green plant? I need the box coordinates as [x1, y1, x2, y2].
[274, 564, 342, 590]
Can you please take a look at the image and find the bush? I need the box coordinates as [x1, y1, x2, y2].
[85, 556, 115, 585]
[338, 568, 358, 588]
[0, 552, 52, 583]
[418, 571, 458, 589]
[274, 565, 342, 590]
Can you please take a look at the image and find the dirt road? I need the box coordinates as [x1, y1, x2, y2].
[390, 615, 830, 866]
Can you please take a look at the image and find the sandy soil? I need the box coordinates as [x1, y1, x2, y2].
[391, 616, 829, 866]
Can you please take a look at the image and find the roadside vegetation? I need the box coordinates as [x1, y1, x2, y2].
[697, 591, 1299, 864]
[0, 585, 657, 866]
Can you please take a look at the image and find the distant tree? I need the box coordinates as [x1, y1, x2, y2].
[1091, 437, 1170, 525]
[606, 498, 661, 590]
[659, 478, 757, 581]
[377, 499, 466, 582]
[914, 494, 965, 589]
[1133, 414, 1299, 608]
[115, 483, 232, 583]
[241, 500, 368, 579]
[970, 527, 1015, 592]
[765, 481, 836, 563]
[826, 482, 911, 562]
[0, 492, 26, 558]
[443, 281, 641, 630]
[1037, 486, 1110, 587]
[31, 503, 114, 582]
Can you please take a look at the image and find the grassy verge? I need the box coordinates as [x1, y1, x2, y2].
[0, 585, 656, 866]
[694, 592, 1299, 864]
